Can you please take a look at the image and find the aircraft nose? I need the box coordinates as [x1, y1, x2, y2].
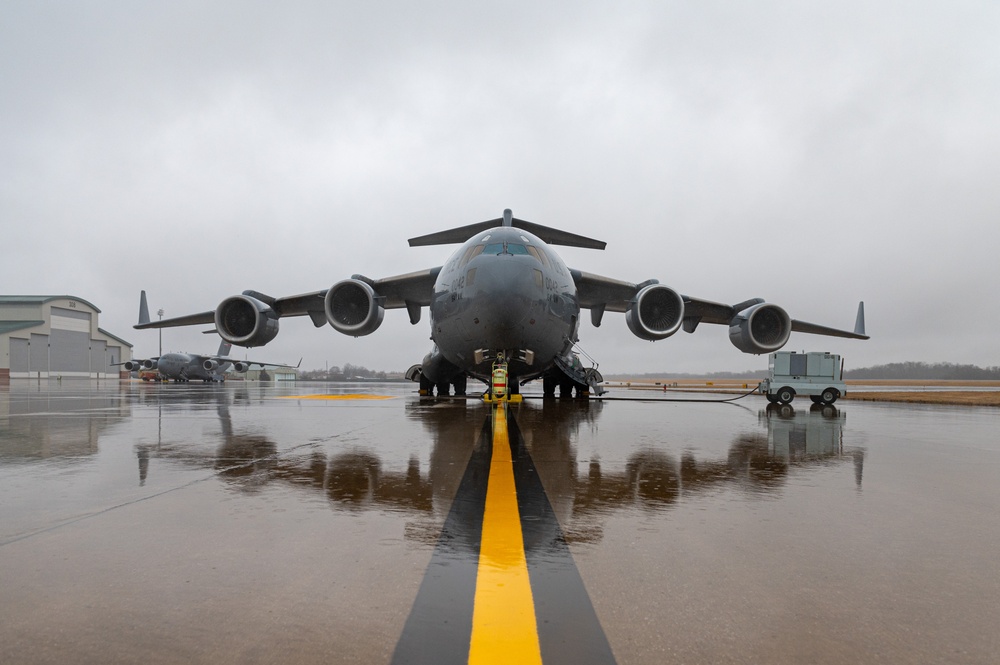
[468, 257, 541, 331]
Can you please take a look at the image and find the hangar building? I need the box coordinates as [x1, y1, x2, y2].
[0, 295, 132, 380]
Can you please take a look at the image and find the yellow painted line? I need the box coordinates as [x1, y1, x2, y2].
[276, 394, 396, 400]
[468, 405, 543, 665]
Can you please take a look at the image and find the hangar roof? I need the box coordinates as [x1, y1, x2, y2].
[0, 295, 102, 312]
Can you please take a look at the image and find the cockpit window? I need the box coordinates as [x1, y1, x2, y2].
[459, 244, 485, 268]
[526, 245, 549, 267]
[483, 242, 530, 255]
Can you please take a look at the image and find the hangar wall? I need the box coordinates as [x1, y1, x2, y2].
[0, 296, 132, 380]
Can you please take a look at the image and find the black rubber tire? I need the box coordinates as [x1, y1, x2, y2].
[821, 388, 838, 404]
[777, 387, 795, 404]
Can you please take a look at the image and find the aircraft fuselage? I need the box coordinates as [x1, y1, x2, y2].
[156, 353, 230, 382]
[429, 227, 580, 382]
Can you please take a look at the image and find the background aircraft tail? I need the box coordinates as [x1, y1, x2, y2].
[138, 291, 151, 326]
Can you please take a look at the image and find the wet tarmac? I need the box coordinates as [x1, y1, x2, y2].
[1, 380, 998, 664]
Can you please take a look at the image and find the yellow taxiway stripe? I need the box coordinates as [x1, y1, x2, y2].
[468, 405, 543, 665]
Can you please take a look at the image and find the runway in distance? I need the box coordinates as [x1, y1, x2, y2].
[135, 210, 868, 396]
[124, 291, 300, 382]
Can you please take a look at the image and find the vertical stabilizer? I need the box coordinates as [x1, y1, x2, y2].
[217, 340, 233, 358]
[138, 291, 151, 326]
[854, 302, 866, 336]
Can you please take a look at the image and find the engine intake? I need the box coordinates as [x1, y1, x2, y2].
[626, 284, 684, 341]
[202, 359, 220, 371]
[325, 279, 384, 337]
[214, 295, 280, 347]
[728, 303, 791, 354]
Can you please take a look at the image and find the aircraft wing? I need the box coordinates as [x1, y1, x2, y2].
[222, 357, 303, 370]
[354, 267, 442, 308]
[571, 269, 868, 339]
[134, 267, 441, 331]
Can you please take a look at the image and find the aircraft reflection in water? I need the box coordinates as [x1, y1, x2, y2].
[132, 392, 863, 544]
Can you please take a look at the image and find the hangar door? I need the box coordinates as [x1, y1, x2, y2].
[10, 337, 29, 372]
[50, 306, 91, 373]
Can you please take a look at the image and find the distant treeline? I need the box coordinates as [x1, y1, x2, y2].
[298, 363, 404, 381]
[843, 362, 1000, 380]
[303, 361, 1000, 381]
[608, 362, 1000, 380]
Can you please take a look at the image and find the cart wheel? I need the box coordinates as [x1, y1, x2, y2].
[821, 388, 838, 404]
[777, 387, 795, 404]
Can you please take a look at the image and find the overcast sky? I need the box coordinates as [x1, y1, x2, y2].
[3, 1, 999, 374]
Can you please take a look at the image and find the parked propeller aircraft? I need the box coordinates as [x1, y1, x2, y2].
[123, 292, 300, 382]
[134, 210, 867, 396]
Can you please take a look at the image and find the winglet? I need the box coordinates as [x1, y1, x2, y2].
[854, 301, 866, 337]
[138, 291, 151, 326]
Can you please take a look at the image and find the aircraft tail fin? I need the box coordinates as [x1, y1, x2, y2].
[217, 340, 232, 357]
[854, 301, 866, 337]
[138, 291, 151, 326]
[408, 209, 607, 250]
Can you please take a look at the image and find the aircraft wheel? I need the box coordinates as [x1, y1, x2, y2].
[543, 374, 558, 398]
[452, 374, 467, 396]
[821, 388, 838, 404]
[435, 381, 451, 396]
[419, 374, 434, 396]
[777, 387, 795, 404]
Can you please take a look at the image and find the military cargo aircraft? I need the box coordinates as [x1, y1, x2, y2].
[134, 210, 867, 396]
[124, 292, 300, 382]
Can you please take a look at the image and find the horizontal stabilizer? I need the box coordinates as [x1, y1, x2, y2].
[409, 210, 606, 250]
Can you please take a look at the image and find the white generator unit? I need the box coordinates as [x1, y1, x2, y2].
[759, 351, 846, 405]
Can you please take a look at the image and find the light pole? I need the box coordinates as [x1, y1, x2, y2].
[158, 309, 164, 356]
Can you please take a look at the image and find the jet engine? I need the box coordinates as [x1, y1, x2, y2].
[123, 360, 145, 372]
[728, 302, 791, 354]
[325, 279, 384, 337]
[626, 284, 685, 341]
[202, 359, 220, 371]
[232, 362, 250, 373]
[214, 295, 280, 347]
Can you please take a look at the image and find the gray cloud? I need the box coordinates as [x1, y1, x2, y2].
[3, 1, 999, 374]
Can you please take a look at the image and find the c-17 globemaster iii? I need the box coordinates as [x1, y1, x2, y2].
[134, 210, 867, 396]
[123, 291, 300, 382]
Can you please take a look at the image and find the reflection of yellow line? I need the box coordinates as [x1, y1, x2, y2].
[276, 394, 396, 400]
[469, 406, 542, 665]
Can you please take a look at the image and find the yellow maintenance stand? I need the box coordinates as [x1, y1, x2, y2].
[483, 354, 522, 405]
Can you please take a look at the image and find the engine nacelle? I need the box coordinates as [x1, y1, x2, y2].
[123, 360, 144, 372]
[214, 295, 280, 347]
[325, 279, 384, 337]
[626, 284, 685, 341]
[141, 359, 157, 370]
[232, 362, 250, 373]
[202, 359, 220, 371]
[728, 303, 791, 354]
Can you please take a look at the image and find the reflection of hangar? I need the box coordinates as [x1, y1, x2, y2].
[0, 295, 132, 380]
